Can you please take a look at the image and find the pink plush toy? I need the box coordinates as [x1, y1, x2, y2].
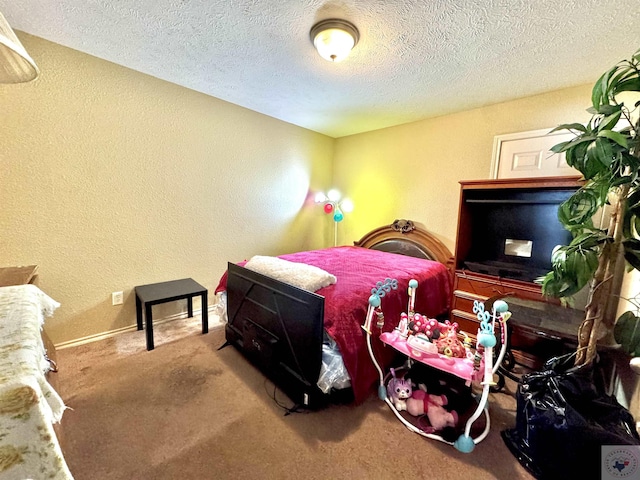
[434, 321, 466, 358]
[406, 385, 458, 433]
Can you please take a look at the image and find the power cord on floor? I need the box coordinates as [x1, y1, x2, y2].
[263, 379, 311, 416]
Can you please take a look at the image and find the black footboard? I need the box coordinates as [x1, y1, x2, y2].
[225, 263, 329, 409]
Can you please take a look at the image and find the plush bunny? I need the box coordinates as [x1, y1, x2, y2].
[386, 368, 412, 411]
[406, 385, 458, 433]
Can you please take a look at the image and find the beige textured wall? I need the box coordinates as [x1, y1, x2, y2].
[1, 34, 334, 344]
[333, 84, 593, 248]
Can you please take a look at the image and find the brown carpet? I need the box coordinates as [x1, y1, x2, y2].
[56, 317, 534, 480]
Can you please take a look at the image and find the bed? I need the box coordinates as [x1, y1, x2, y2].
[216, 219, 454, 408]
[0, 284, 72, 479]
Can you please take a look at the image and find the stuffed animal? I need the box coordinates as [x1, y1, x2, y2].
[435, 335, 466, 358]
[386, 368, 412, 411]
[434, 321, 467, 358]
[406, 385, 458, 433]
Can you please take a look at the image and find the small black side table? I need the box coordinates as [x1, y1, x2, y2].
[135, 278, 208, 351]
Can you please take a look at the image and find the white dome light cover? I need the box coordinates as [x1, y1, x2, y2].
[310, 19, 359, 63]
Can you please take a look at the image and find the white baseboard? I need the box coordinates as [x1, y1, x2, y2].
[55, 306, 224, 350]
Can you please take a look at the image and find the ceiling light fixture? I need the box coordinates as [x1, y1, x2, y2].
[310, 19, 359, 63]
[0, 11, 39, 83]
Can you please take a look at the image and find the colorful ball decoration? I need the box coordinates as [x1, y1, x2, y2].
[493, 300, 509, 313]
[333, 211, 344, 222]
[368, 294, 381, 307]
[324, 203, 334, 214]
[454, 434, 475, 453]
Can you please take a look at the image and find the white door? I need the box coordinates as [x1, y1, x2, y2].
[491, 128, 579, 179]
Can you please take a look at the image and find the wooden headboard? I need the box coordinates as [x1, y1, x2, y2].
[353, 219, 455, 279]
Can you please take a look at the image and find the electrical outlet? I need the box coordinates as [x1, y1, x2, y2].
[112, 291, 123, 305]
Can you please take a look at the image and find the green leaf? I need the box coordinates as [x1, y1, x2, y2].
[586, 142, 601, 170]
[597, 130, 628, 148]
[609, 65, 634, 89]
[622, 190, 640, 239]
[627, 188, 640, 211]
[614, 77, 640, 94]
[575, 250, 598, 287]
[564, 135, 597, 149]
[546, 240, 600, 299]
[614, 311, 640, 356]
[564, 136, 603, 178]
[594, 137, 615, 167]
[540, 268, 584, 299]
[567, 141, 592, 175]
[575, 231, 604, 249]
[586, 248, 600, 272]
[559, 188, 602, 228]
[623, 238, 640, 270]
[592, 67, 615, 110]
[612, 175, 633, 187]
[550, 123, 588, 134]
[597, 110, 622, 132]
[550, 141, 570, 154]
[625, 209, 640, 240]
[592, 177, 613, 204]
[596, 104, 620, 115]
[592, 72, 605, 110]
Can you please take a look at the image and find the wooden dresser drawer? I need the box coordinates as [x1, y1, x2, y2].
[452, 289, 487, 316]
[454, 270, 545, 301]
[451, 308, 480, 337]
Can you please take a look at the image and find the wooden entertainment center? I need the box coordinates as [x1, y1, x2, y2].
[450, 176, 584, 368]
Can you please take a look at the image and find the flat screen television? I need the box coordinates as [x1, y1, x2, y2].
[224, 262, 327, 409]
[462, 187, 575, 283]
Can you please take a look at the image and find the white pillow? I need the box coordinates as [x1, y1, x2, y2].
[244, 255, 337, 292]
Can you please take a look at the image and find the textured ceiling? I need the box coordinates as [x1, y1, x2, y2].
[2, 0, 640, 138]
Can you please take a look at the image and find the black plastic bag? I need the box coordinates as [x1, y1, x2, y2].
[502, 353, 640, 479]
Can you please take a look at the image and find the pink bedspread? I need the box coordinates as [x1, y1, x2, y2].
[217, 246, 452, 404]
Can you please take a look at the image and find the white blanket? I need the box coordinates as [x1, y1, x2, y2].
[0, 284, 73, 480]
[244, 255, 337, 292]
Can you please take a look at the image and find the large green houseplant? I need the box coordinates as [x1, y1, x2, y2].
[539, 47, 640, 367]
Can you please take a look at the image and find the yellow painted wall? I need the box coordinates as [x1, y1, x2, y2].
[333, 85, 593, 248]
[1, 34, 334, 344]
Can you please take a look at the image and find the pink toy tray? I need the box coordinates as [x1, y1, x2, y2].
[380, 330, 483, 382]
